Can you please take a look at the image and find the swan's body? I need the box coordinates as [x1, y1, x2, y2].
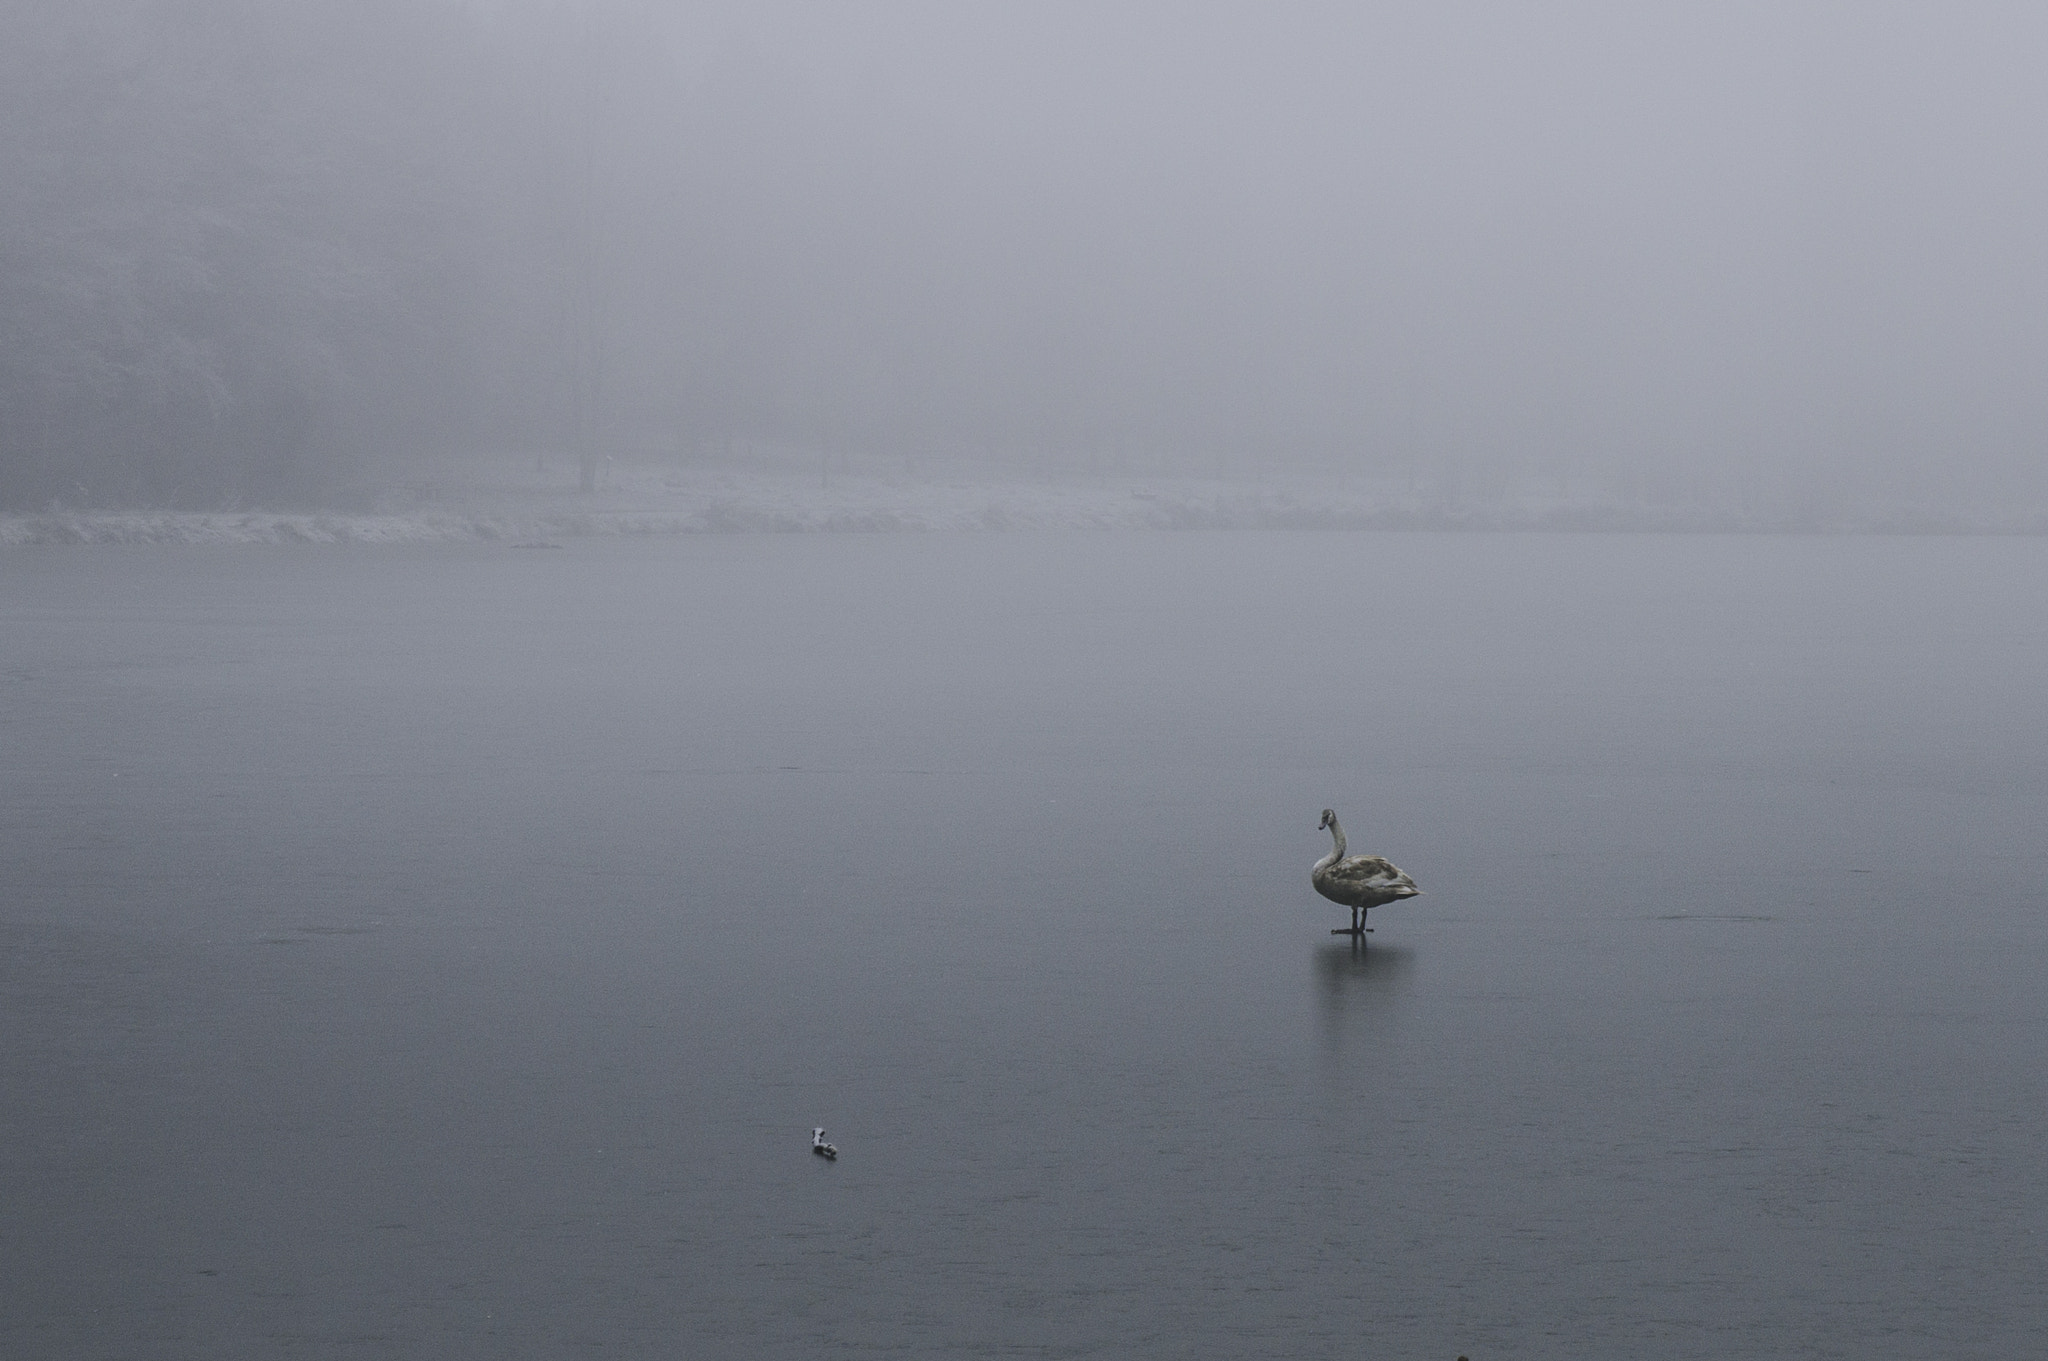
[1312, 809, 1419, 934]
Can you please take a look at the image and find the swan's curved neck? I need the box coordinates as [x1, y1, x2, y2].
[1321, 818, 1348, 865]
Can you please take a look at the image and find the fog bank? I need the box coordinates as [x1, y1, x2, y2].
[4, 1, 2045, 523]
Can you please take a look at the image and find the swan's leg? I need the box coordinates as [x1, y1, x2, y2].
[1349, 905, 1360, 933]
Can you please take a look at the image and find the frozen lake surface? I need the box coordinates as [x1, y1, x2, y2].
[3, 532, 2044, 1359]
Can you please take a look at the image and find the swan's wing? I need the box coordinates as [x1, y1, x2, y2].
[1329, 855, 1417, 891]
[1330, 854, 1398, 881]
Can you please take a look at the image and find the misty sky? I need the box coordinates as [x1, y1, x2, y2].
[580, 0, 2045, 502]
[6, 0, 2046, 509]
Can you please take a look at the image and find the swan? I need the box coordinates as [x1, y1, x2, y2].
[1312, 808, 1419, 934]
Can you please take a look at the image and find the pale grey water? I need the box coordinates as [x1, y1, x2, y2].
[2, 532, 2044, 1360]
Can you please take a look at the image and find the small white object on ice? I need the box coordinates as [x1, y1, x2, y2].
[812, 1128, 838, 1159]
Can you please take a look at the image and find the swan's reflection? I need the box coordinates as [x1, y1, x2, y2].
[1315, 937, 1417, 1048]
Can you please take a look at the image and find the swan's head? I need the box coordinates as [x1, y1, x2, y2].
[1318, 808, 1336, 830]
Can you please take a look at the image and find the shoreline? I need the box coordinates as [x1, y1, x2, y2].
[6, 468, 2044, 543]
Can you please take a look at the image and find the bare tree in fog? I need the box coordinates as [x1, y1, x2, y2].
[0, 0, 488, 508]
[519, 3, 630, 494]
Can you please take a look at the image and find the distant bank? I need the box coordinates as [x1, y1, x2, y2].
[5, 467, 2044, 543]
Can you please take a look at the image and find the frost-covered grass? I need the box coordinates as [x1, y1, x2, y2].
[5, 466, 2044, 543]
